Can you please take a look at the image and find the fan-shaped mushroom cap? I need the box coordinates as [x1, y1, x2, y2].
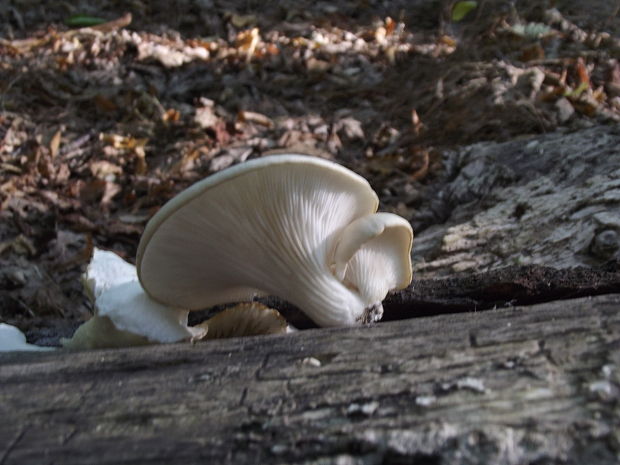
[137, 154, 412, 326]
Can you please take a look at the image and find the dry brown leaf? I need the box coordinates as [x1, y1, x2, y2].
[237, 110, 274, 128]
[411, 109, 424, 136]
[236, 28, 260, 62]
[90, 160, 122, 179]
[49, 129, 62, 158]
[194, 105, 220, 129]
[439, 35, 457, 48]
[575, 57, 590, 87]
[163, 108, 181, 123]
[100, 133, 148, 151]
[85, 12, 132, 33]
[385, 17, 396, 36]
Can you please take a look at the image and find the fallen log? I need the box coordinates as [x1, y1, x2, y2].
[1, 294, 619, 464]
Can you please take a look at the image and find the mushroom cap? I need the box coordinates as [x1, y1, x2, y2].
[335, 212, 413, 305]
[137, 154, 411, 326]
[196, 303, 288, 340]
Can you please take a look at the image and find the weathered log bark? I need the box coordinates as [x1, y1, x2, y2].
[410, 125, 620, 277]
[1, 294, 619, 464]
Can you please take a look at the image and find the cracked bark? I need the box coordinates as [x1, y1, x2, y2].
[1, 294, 619, 465]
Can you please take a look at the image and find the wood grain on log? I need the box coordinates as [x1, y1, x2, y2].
[1, 294, 619, 464]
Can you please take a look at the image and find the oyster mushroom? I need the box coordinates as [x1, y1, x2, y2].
[63, 249, 206, 349]
[137, 154, 413, 327]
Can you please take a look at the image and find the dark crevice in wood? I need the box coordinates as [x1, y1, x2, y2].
[237, 263, 620, 329]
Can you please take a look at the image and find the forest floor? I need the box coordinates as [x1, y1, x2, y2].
[1, 0, 620, 345]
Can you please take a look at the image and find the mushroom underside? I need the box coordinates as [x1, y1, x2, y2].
[137, 154, 412, 326]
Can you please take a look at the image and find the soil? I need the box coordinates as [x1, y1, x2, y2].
[1, 0, 620, 345]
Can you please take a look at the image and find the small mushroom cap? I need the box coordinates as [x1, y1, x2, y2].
[70, 248, 207, 348]
[137, 155, 379, 323]
[196, 302, 288, 339]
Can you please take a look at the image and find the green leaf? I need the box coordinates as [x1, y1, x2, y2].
[564, 82, 589, 99]
[452, 1, 478, 22]
[65, 15, 107, 28]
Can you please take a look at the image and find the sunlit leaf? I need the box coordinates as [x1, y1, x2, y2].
[452, 1, 477, 22]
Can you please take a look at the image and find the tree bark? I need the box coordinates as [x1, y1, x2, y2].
[1, 294, 619, 465]
[410, 125, 620, 277]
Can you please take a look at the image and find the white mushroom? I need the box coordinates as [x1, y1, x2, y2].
[82, 248, 138, 301]
[63, 248, 206, 349]
[0, 323, 56, 352]
[137, 154, 413, 327]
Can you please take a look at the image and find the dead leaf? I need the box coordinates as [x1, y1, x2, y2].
[100, 133, 148, 151]
[236, 28, 260, 62]
[163, 108, 181, 123]
[237, 110, 274, 128]
[385, 17, 396, 36]
[84, 12, 132, 33]
[49, 129, 62, 158]
[575, 57, 590, 88]
[411, 109, 424, 136]
[90, 160, 122, 179]
[194, 105, 220, 129]
[335, 117, 364, 140]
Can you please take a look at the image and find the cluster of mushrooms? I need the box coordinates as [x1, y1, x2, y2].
[61, 155, 414, 349]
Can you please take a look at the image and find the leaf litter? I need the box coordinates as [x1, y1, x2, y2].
[0, 0, 619, 345]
